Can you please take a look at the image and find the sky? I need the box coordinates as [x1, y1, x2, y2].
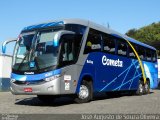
[0, 0, 160, 55]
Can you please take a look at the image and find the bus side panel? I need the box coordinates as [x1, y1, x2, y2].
[60, 64, 83, 94]
[95, 52, 141, 92]
[143, 61, 158, 89]
[78, 52, 141, 92]
[75, 61, 96, 93]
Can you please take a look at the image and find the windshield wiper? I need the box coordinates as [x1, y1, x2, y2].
[28, 33, 41, 71]
[30, 56, 40, 71]
[17, 51, 30, 71]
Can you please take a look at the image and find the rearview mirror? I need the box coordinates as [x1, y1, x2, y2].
[2, 38, 17, 54]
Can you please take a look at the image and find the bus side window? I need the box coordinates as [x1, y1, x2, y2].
[138, 46, 146, 60]
[117, 40, 127, 56]
[59, 34, 76, 67]
[59, 34, 82, 67]
[103, 34, 115, 54]
[152, 51, 157, 62]
[128, 44, 136, 58]
[61, 41, 74, 62]
[146, 50, 152, 61]
[84, 29, 102, 54]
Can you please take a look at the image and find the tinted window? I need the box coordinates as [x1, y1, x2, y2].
[84, 29, 102, 54]
[117, 40, 127, 56]
[59, 34, 82, 67]
[59, 35, 75, 66]
[65, 24, 86, 35]
[128, 43, 136, 58]
[152, 51, 157, 62]
[138, 46, 146, 60]
[62, 41, 74, 62]
[103, 34, 116, 54]
[146, 50, 152, 61]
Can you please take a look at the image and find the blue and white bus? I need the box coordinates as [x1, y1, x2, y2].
[7, 19, 158, 103]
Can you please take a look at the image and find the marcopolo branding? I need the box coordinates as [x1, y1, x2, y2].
[24, 72, 34, 75]
[102, 55, 123, 67]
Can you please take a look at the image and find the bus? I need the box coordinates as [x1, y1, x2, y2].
[158, 59, 160, 85]
[6, 19, 158, 103]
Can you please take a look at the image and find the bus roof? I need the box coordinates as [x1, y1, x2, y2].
[22, 18, 156, 51]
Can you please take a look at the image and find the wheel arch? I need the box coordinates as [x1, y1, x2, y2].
[76, 74, 94, 93]
[139, 77, 150, 84]
[81, 75, 93, 84]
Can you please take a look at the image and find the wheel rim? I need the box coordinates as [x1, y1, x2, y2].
[79, 85, 89, 99]
[145, 83, 150, 92]
[139, 84, 143, 93]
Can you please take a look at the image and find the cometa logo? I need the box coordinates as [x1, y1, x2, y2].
[102, 55, 123, 67]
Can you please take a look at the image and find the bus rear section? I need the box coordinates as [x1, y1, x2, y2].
[79, 28, 158, 95]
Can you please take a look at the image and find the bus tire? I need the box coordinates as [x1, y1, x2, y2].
[136, 80, 145, 95]
[37, 95, 55, 103]
[144, 80, 150, 94]
[74, 80, 93, 103]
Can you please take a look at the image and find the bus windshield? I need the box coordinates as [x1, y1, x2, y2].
[12, 24, 86, 73]
[13, 31, 60, 72]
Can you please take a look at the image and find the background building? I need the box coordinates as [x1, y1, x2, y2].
[0, 54, 12, 91]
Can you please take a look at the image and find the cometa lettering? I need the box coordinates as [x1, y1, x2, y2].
[102, 55, 123, 67]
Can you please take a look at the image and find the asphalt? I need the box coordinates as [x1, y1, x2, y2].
[0, 89, 160, 114]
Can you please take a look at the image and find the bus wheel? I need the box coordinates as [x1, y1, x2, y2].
[136, 80, 145, 95]
[74, 80, 93, 103]
[144, 80, 150, 94]
[37, 95, 55, 103]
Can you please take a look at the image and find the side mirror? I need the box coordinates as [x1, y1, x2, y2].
[2, 38, 17, 54]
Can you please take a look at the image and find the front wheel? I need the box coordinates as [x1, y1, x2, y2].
[74, 81, 93, 103]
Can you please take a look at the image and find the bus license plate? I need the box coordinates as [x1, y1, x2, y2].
[24, 88, 32, 92]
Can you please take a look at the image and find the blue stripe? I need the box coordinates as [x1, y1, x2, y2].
[11, 69, 61, 81]
[100, 77, 117, 92]
[113, 73, 142, 91]
[22, 21, 64, 31]
[118, 64, 132, 90]
[100, 60, 138, 92]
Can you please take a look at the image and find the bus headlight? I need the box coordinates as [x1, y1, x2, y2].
[45, 75, 60, 82]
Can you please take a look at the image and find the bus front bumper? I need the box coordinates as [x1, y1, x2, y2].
[10, 79, 60, 95]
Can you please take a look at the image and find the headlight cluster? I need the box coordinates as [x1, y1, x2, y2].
[45, 74, 60, 82]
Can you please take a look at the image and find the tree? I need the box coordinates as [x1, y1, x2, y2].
[126, 22, 160, 51]
[126, 28, 137, 37]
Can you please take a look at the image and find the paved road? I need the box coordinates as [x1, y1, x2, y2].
[0, 90, 160, 114]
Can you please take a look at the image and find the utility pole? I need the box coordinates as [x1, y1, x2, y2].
[107, 22, 110, 28]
